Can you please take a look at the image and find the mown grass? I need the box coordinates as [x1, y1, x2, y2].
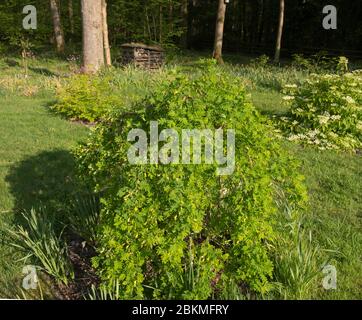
[0, 63, 88, 297]
[0, 52, 361, 299]
[294, 146, 362, 299]
[251, 86, 362, 300]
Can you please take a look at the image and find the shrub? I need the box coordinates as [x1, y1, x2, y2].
[75, 61, 307, 299]
[53, 68, 169, 123]
[276, 71, 362, 151]
[249, 54, 270, 68]
[292, 53, 349, 73]
[52, 74, 121, 122]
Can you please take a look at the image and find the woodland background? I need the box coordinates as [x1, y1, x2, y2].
[0, 0, 361, 58]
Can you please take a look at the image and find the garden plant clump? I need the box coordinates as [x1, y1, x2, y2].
[74, 61, 308, 299]
[52, 73, 122, 123]
[52, 67, 169, 123]
[276, 69, 362, 151]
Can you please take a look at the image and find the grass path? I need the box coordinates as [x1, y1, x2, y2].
[0, 94, 87, 297]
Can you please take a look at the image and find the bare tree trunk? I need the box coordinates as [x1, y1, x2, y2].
[180, 0, 188, 48]
[169, 1, 173, 33]
[50, 0, 65, 54]
[213, 0, 227, 64]
[102, 0, 111, 66]
[145, 8, 152, 42]
[257, 0, 265, 44]
[68, 0, 75, 36]
[152, 14, 157, 42]
[81, 0, 104, 73]
[240, 0, 245, 42]
[159, 5, 163, 43]
[274, 0, 285, 63]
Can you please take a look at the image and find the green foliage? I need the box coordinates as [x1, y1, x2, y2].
[1, 53, 361, 300]
[250, 55, 270, 68]
[75, 62, 307, 299]
[86, 280, 122, 300]
[227, 63, 308, 92]
[52, 74, 122, 122]
[276, 71, 362, 150]
[67, 193, 101, 245]
[52, 67, 169, 122]
[216, 277, 248, 300]
[108, 0, 185, 46]
[292, 53, 350, 74]
[4, 208, 74, 285]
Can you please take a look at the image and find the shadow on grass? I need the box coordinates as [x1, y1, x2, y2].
[4, 149, 101, 299]
[5, 149, 84, 224]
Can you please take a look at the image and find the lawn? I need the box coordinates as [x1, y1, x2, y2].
[0, 54, 361, 299]
[252, 89, 362, 299]
[0, 63, 88, 297]
[251, 84, 362, 299]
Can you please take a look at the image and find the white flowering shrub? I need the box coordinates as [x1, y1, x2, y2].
[276, 71, 362, 151]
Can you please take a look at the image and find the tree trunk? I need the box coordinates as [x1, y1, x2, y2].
[159, 5, 163, 43]
[68, 0, 75, 36]
[169, 1, 173, 33]
[180, 0, 189, 49]
[274, 0, 285, 63]
[102, 0, 111, 66]
[145, 7, 152, 42]
[240, 0, 245, 42]
[50, 0, 65, 54]
[81, 0, 104, 73]
[257, 0, 265, 44]
[213, 0, 227, 64]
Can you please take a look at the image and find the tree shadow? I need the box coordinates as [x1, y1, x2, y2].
[5, 149, 84, 224]
[4, 150, 100, 298]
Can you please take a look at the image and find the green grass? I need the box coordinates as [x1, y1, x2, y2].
[251, 89, 287, 116]
[0, 53, 361, 299]
[0, 85, 87, 297]
[293, 146, 362, 299]
[251, 88, 362, 300]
